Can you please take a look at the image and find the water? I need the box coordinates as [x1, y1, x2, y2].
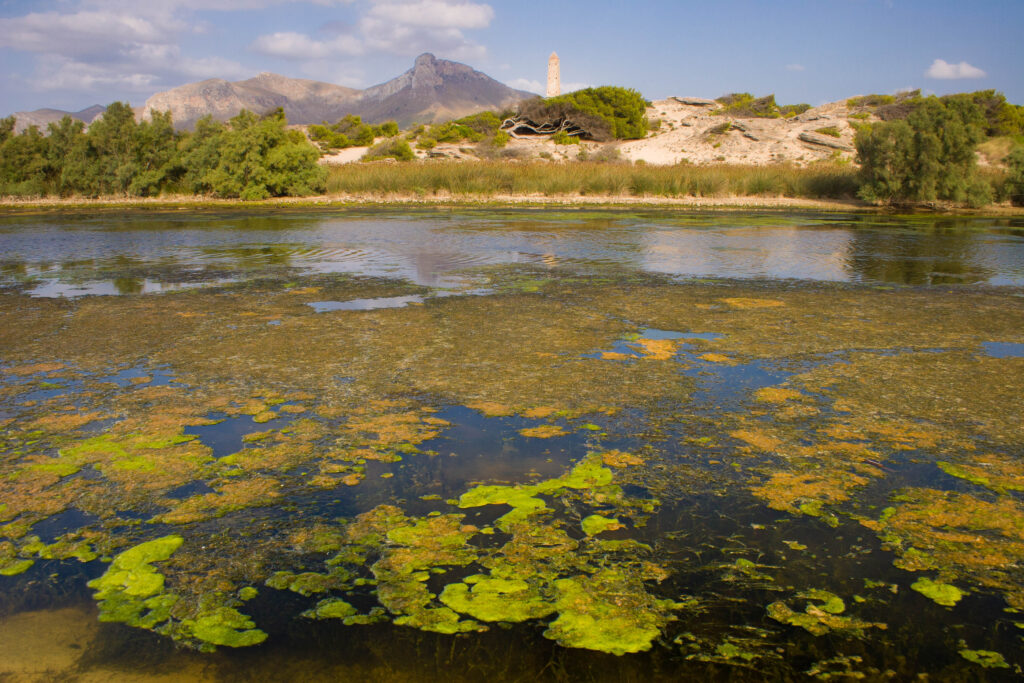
[1, 208, 1023, 681]
[1, 209, 1023, 295]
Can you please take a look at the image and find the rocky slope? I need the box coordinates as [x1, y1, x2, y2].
[141, 53, 533, 130]
[11, 105, 106, 134]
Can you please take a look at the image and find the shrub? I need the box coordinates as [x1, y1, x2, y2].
[416, 137, 437, 151]
[855, 96, 991, 207]
[552, 131, 580, 145]
[491, 130, 510, 148]
[815, 127, 841, 138]
[708, 122, 732, 136]
[1006, 147, 1024, 206]
[363, 138, 415, 162]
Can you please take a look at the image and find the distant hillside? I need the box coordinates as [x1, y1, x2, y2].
[13, 105, 105, 133]
[141, 53, 533, 130]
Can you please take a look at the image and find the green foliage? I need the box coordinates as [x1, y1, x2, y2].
[855, 96, 992, 207]
[1005, 146, 1024, 206]
[363, 138, 415, 162]
[552, 131, 580, 145]
[715, 93, 779, 118]
[815, 127, 841, 138]
[490, 130, 510, 148]
[0, 104, 326, 199]
[779, 103, 811, 118]
[523, 86, 649, 141]
[454, 111, 503, 135]
[415, 137, 437, 151]
[309, 114, 388, 150]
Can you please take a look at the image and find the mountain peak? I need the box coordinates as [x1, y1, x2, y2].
[414, 53, 438, 68]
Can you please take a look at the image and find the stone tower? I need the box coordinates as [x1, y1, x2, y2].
[546, 52, 560, 98]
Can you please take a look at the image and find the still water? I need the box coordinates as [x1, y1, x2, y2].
[1, 208, 1023, 681]
[1, 208, 1023, 294]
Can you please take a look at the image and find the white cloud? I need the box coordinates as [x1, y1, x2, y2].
[925, 59, 986, 80]
[507, 78, 542, 94]
[251, 0, 493, 62]
[251, 32, 365, 59]
[786, 64, 805, 72]
[368, 1, 494, 29]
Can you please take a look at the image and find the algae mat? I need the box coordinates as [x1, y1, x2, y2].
[2, 253, 1024, 680]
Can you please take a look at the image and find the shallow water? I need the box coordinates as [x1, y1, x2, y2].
[1, 208, 1024, 681]
[2, 209, 1024, 296]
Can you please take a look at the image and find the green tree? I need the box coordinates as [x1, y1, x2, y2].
[0, 126, 49, 195]
[129, 110, 178, 196]
[520, 86, 649, 140]
[45, 116, 87, 196]
[84, 101, 140, 195]
[205, 109, 325, 199]
[855, 96, 991, 207]
[1006, 147, 1024, 207]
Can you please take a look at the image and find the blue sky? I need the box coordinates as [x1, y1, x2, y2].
[1, 0, 1021, 115]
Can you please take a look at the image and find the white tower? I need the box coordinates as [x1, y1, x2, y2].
[546, 52, 561, 98]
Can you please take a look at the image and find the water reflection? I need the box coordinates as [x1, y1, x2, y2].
[1, 209, 1023, 295]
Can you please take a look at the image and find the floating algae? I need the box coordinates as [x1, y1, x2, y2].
[2, 237, 1024, 676]
[910, 577, 965, 607]
[766, 589, 886, 637]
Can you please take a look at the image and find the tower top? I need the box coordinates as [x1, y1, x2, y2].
[546, 52, 561, 97]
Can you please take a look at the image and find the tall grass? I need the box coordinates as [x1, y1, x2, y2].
[325, 161, 860, 200]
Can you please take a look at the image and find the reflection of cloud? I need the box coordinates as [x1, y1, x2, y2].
[640, 228, 852, 282]
[926, 59, 986, 79]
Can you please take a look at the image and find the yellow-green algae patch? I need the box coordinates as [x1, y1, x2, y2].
[438, 575, 555, 623]
[959, 648, 1010, 669]
[581, 514, 623, 536]
[543, 569, 679, 656]
[88, 535, 184, 626]
[910, 577, 964, 607]
[766, 589, 886, 637]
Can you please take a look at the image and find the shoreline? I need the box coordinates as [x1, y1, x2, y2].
[1, 192, 1022, 216]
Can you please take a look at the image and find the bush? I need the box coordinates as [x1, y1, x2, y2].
[552, 131, 580, 145]
[1006, 147, 1024, 206]
[855, 96, 991, 207]
[815, 127, 841, 138]
[363, 138, 415, 162]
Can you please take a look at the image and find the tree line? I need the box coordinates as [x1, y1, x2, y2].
[0, 104, 325, 199]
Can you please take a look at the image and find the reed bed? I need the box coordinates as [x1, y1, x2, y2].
[325, 161, 861, 199]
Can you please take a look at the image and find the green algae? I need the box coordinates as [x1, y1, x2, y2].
[543, 570, 679, 655]
[88, 535, 183, 627]
[959, 648, 1010, 669]
[767, 589, 885, 638]
[439, 575, 554, 623]
[302, 597, 358, 620]
[0, 558, 34, 575]
[581, 514, 623, 536]
[182, 607, 268, 648]
[910, 577, 964, 607]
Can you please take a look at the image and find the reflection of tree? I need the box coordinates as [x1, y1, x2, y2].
[113, 277, 144, 295]
[845, 224, 990, 285]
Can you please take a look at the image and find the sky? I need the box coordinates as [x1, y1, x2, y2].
[1, 0, 1022, 115]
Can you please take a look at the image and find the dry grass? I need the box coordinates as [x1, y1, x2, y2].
[325, 161, 860, 200]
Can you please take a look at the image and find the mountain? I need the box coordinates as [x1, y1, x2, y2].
[142, 74, 361, 130]
[12, 105, 106, 133]
[141, 54, 534, 130]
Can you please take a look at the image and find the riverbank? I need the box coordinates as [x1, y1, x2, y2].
[3, 192, 1024, 216]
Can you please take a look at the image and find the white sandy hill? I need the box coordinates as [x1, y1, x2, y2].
[618, 97, 859, 166]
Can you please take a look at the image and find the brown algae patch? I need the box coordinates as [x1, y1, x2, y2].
[519, 425, 567, 438]
[861, 488, 1024, 609]
[720, 298, 786, 310]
